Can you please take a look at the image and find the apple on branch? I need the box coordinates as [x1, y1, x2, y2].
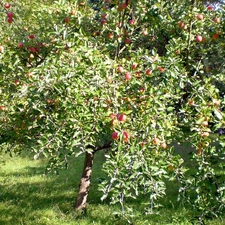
[125, 72, 132, 81]
[197, 14, 204, 20]
[117, 66, 124, 73]
[4, 3, 11, 8]
[196, 35, 203, 42]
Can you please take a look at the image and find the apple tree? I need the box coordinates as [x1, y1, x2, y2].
[0, 0, 225, 223]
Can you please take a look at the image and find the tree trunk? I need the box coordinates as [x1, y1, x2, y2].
[75, 151, 95, 212]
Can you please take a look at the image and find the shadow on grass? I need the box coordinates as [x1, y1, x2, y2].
[0, 151, 114, 225]
[0, 145, 224, 225]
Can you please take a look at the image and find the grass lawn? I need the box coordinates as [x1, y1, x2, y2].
[0, 146, 224, 225]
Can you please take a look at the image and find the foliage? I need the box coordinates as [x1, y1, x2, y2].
[0, 0, 225, 223]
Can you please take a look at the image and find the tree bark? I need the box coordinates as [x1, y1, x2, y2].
[75, 151, 95, 212]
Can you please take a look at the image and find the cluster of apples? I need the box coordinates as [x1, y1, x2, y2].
[112, 131, 129, 142]
[116, 64, 155, 83]
[195, 6, 221, 43]
[110, 113, 129, 142]
[4, 2, 14, 23]
[100, 13, 107, 25]
[177, 5, 220, 43]
[117, 66, 133, 81]
[140, 137, 167, 149]
[110, 113, 127, 126]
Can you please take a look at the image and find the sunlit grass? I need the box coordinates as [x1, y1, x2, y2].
[0, 149, 224, 225]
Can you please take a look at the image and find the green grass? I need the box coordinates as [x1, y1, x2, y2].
[0, 149, 224, 225]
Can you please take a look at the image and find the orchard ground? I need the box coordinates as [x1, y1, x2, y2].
[0, 142, 224, 225]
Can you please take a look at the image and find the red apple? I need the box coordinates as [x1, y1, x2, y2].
[196, 35, 203, 42]
[178, 21, 183, 27]
[125, 38, 131, 44]
[178, 21, 187, 29]
[123, 131, 129, 142]
[4, 3, 11, 8]
[213, 99, 220, 106]
[7, 12, 13, 18]
[100, 19, 107, 24]
[101, 13, 107, 19]
[161, 142, 167, 149]
[121, 3, 127, 9]
[28, 47, 36, 53]
[212, 33, 219, 40]
[7, 17, 13, 23]
[141, 141, 147, 148]
[28, 34, 35, 39]
[142, 30, 148, 36]
[202, 132, 209, 137]
[158, 67, 165, 73]
[107, 33, 114, 39]
[188, 99, 195, 106]
[214, 17, 220, 23]
[125, 72, 132, 81]
[117, 66, 124, 73]
[112, 131, 119, 140]
[129, 19, 135, 25]
[71, 9, 76, 15]
[2, 118, 7, 123]
[117, 22, 122, 27]
[207, 5, 213, 11]
[18, 42, 24, 48]
[14, 80, 20, 85]
[145, 69, 152, 76]
[46, 98, 52, 104]
[202, 121, 208, 127]
[132, 63, 138, 69]
[37, 42, 43, 49]
[153, 137, 160, 145]
[117, 5, 122, 11]
[175, 49, 180, 55]
[27, 72, 32, 78]
[135, 71, 141, 77]
[139, 87, 145, 93]
[64, 17, 70, 23]
[197, 14, 203, 20]
[117, 114, 127, 122]
[110, 113, 117, 119]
